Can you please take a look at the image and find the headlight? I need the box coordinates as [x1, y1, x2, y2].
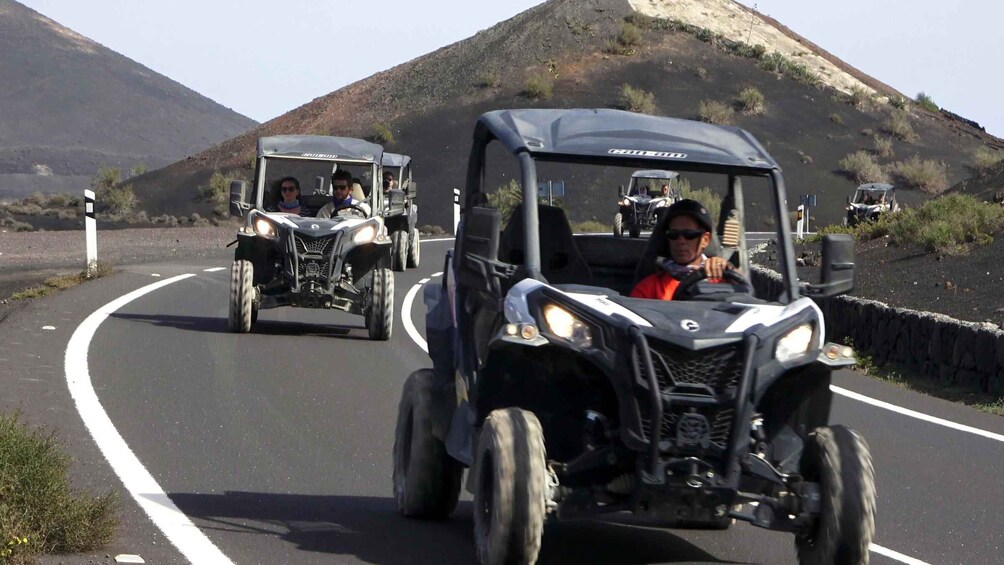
[254, 217, 277, 239]
[542, 304, 593, 348]
[619, 198, 631, 206]
[352, 224, 377, 244]
[775, 323, 814, 362]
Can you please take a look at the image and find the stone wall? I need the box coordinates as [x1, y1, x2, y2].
[752, 266, 1004, 396]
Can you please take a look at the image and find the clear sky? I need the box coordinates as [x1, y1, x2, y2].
[734, 0, 1003, 137]
[17, 1, 1004, 138]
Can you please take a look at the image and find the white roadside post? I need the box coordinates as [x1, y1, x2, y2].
[84, 189, 97, 276]
[796, 204, 805, 240]
[453, 187, 461, 234]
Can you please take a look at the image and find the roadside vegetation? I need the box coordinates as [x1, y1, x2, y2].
[888, 155, 948, 194]
[915, 92, 939, 112]
[817, 193, 1004, 256]
[523, 74, 553, 100]
[198, 171, 231, 217]
[972, 146, 1004, 171]
[849, 345, 1004, 417]
[0, 412, 117, 563]
[838, 151, 887, 184]
[883, 109, 918, 142]
[370, 122, 395, 145]
[697, 99, 733, 125]
[617, 84, 656, 114]
[475, 72, 500, 89]
[9, 262, 114, 301]
[736, 86, 764, 115]
[606, 22, 642, 56]
[872, 135, 894, 158]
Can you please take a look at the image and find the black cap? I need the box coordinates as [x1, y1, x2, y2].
[664, 199, 713, 233]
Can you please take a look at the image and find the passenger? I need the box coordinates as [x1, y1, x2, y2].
[660, 184, 670, 197]
[317, 170, 370, 218]
[275, 176, 302, 215]
[631, 199, 735, 300]
[383, 171, 398, 192]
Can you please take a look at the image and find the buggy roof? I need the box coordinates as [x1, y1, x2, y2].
[476, 109, 778, 173]
[257, 135, 382, 163]
[631, 169, 679, 180]
[856, 183, 894, 192]
[381, 152, 411, 168]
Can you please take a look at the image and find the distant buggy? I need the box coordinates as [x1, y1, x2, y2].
[614, 169, 682, 238]
[393, 109, 876, 565]
[227, 135, 394, 340]
[844, 182, 899, 226]
[381, 152, 421, 271]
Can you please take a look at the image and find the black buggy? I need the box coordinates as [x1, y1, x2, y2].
[382, 152, 421, 271]
[392, 109, 875, 564]
[614, 169, 682, 238]
[227, 135, 394, 340]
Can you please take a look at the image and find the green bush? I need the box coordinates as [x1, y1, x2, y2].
[838, 151, 887, 184]
[885, 193, 1004, 255]
[0, 412, 117, 562]
[916, 92, 939, 112]
[486, 179, 524, 224]
[89, 166, 120, 193]
[678, 179, 722, 226]
[0, 217, 33, 232]
[371, 122, 395, 145]
[829, 113, 844, 126]
[758, 52, 821, 86]
[617, 22, 642, 48]
[889, 95, 907, 110]
[698, 99, 733, 125]
[883, 109, 918, 142]
[198, 171, 230, 216]
[736, 86, 765, 115]
[101, 184, 137, 214]
[523, 74, 553, 100]
[571, 220, 612, 233]
[889, 155, 948, 194]
[5, 203, 43, 216]
[847, 86, 873, 109]
[972, 146, 1004, 171]
[694, 66, 708, 80]
[618, 84, 656, 114]
[129, 163, 147, 177]
[873, 135, 894, 158]
[475, 72, 499, 88]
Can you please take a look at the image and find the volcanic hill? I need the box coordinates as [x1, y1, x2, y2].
[131, 0, 1002, 230]
[0, 0, 257, 200]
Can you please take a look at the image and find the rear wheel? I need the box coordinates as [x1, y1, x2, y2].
[393, 369, 462, 518]
[613, 213, 623, 237]
[366, 267, 394, 340]
[228, 259, 254, 333]
[474, 408, 546, 565]
[391, 230, 407, 272]
[407, 228, 421, 268]
[796, 425, 876, 565]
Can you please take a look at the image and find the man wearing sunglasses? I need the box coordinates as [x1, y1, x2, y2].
[317, 169, 370, 219]
[630, 199, 734, 300]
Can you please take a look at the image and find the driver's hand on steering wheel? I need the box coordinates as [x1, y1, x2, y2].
[704, 256, 733, 280]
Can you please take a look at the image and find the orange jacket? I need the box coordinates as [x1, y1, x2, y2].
[630, 272, 681, 300]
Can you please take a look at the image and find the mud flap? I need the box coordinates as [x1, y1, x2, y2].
[423, 281, 455, 381]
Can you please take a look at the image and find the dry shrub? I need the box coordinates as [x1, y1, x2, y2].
[872, 135, 894, 158]
[883, 109, 918, 142]
[737, 86, 764, 115]
[890, 155, 948, 193]
[523, 74, 553, 100]
[618, 84, 656, 114]
[698, 99, 733, 125]
[972, 146, 1004, 171]
[839, 151, 887, 183]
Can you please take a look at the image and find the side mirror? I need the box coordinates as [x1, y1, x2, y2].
[618, 185, 625, 197]
[386, 188, 406, 209]
[805, 234, 854, 298]
[229, 180, 250, 218]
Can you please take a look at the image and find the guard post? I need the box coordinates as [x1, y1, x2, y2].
[453, 187, 461, 234]
[84, 189, 98, 276]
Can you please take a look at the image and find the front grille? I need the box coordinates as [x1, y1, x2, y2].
[294, 234, 336, 256]
[636, 341, 744, 454]
[643, 343, 742, 395]
[292, 233, 338, 283]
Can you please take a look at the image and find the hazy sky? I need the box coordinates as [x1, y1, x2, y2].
[17, 1, 1004, 137]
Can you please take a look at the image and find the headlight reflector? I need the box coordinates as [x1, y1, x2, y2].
[542, 304, 592, 348]
[352, 224, 377, 244]
[775, 323, 814, 362]
[254, 217, 276, 238]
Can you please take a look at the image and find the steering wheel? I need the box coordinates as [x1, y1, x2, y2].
[672, 266, 753, 301]
[333, 204, 369, 218]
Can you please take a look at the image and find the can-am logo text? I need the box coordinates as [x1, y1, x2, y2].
[301, 153, 339, 159]
[609, 149, 687, 159]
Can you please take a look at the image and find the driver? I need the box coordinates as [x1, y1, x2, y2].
[630, 199, 735, 300]
[317, 169, 370, 218]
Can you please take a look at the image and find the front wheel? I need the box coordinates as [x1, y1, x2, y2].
[474, 408, 547, 565]
[393, 369, 462, 518]
[366, 267, 394, 340]
[629, 225, 641, 238]
[228, 259, 254, 333]
[795, 425, 876, 565]
[407, 228, 421, 268]
[613, 213, 623, 237]
[391, 230, 408, 272]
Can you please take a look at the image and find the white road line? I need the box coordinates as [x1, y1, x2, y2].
[203, 267, 226, 273]
[832, 385, 1004, 443]
[870, 543, 932, 565]
[65, 274, 234, 565]
[397, 275, 942, 565]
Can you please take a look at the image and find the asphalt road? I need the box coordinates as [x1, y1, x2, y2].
[7, 238, 1004, 564]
